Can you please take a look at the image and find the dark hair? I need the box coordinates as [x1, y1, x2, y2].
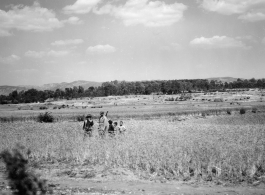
[114, 122, 118, 125]
[86, 114, 92, 118]
[108, 120, 113, 124]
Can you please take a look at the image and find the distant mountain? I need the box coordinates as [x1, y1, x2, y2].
[206, 77, 241, 83]
[38, 80, 102, 91]
[0, 86, 28, 96]
[0, 80, 102, 95]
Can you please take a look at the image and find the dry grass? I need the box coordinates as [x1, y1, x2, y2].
[1, 113, 265, 183]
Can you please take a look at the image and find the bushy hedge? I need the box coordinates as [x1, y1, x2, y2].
[214, 98, 224, 102]
[0, 147, 47, 195]
[37, 112, 54, 123]
[39, 106, 48, 110]
[240, 108, 246, 115]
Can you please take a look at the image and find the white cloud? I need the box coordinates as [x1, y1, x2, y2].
[47, 50, 70, 57]
[0, 2, 65, 35]
[190, 36, 251, 49]
[94, 0, 187, 27]
[199, 0, 265, 22]
[0, 29, 12, 37]
[199, 0, 265, 15]
[63, 0, 102, 14]
[25, 50, 45, 58]
[238, 11, 265, 22]
[86, 45, 116, 54]
[64, 16, 83, 25]
[51, 39, 84, 46]
[0, 54, 20, 64]
[25, 50, 70, 58]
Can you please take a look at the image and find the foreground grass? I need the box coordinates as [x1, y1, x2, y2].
[0, 113, 265, 183]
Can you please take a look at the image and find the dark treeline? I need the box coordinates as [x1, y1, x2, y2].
[1, 78, 265, 104]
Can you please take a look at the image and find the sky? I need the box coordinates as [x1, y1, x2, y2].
[0, 0, 264, 86]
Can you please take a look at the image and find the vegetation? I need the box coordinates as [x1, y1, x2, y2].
[226, 109, 232, 115]
[240, 108, 246, 115]
[0, 147, 47, 195]
[1, 78, 265, 104]
[1, 113, 264, 184]
[37, 112, 54, 123]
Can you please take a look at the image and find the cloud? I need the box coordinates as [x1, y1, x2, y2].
[47, 50, 70, 57]
[0, 54, 20, 64]
[0, 29, 12, 37]
[238, 11, 265, 22]
[190, 36, 251, 49]
[25, 50, 70, 58]
[199, 0, 265, 15]
[51, 39, 84, 46]
[94, 0, 187, 27]
[64, 16, 83, 25]
[63, 0, 102, 14]
[199, 0, 265, 22]
[86, 45, 116, 54]
[25, 50, 45, 58]
[0, 2, 66, 35]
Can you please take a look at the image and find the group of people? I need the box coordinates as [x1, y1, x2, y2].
[82, 111, 126, 138]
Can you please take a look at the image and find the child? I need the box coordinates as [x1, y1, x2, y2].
[119, 121, 126, 134]
[113, 122, 120, 134]
[83, 114, 94, 138]
[108, 120, 115, 137]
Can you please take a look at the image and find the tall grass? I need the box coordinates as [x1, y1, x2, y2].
[0, 114, 265, 183]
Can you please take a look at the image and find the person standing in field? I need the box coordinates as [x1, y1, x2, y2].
[98, 111, 109, 138]
[119, 121, 126, 134]
[108, 120, 115, 137]
[83, 114, 94, 139]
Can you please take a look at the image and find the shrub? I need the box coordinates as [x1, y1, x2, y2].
[252, 107, 257, 113]
[0, 147, 47, 195]
[39, 106, 48, 110]
[214, 98, 223, 102]
[227, 109, 232, 115]
[37, 112, 54, 123]
[240, 108, 246, 115]
[53, 106, 57, 109]
[165, 97, 174, 101]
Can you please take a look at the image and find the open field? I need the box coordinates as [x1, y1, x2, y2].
[0, 91, 265, 194]
[1, 90, 265, 122]
[0, 112, 265, 194]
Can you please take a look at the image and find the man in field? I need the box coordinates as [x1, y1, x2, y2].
[98, 111, 109, 138]
[83, 114, 94, 139]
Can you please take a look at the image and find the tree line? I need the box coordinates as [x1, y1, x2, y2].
[1, 78, 265, 104]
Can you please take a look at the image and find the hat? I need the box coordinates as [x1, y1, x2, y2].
[100, 111, 104, 115]
[86, 114, 92, 118]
